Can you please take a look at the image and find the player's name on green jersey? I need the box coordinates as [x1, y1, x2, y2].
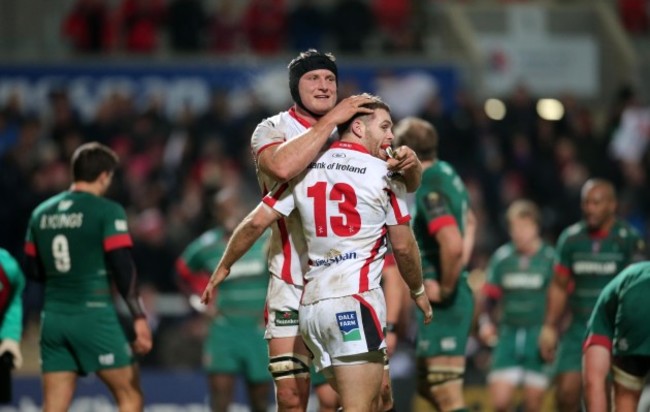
[571, 260, 618, 275]
[501, 273, 545, 289]
[38, 213, 85, 229]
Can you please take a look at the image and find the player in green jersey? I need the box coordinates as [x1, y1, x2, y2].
[583, 261, 650, 412]
[479, 200, 554, 412]
[24, 142, 152, 411]
[0, 248, 26, 402]
[394, 117, 477, 412]
[176, 188, 272, 412]
[538, 179, 645, 412]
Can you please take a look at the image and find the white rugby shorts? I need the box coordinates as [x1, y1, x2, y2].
[264, 275, 303, 339]
[299, 287, 386, 372]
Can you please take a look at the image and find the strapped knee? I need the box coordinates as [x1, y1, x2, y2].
[422, 365, 465, 387]
[268, 353, 311, 381]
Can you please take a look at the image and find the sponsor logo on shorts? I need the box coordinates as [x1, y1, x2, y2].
[336, 311, 361, 342]
[99, 353, 115, 366]
[275, 310, 299, 326]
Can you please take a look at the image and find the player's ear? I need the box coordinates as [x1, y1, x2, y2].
[351, 119, 365, 139]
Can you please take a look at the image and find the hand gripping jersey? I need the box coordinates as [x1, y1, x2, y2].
[24, 191, 133, 313]
[264, 141, 410, 305]
[484, 242, 555, 326]
[554, 220, 645, 323]
[251, 107, 336, 286]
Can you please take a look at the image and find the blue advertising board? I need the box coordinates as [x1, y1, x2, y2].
[0, 62, 459, 120]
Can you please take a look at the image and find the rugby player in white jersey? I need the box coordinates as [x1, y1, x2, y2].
[203, 95, 432, 412]
[243, 49, 422, 411]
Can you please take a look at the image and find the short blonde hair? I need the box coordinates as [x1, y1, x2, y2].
[506, 199, 541, 226]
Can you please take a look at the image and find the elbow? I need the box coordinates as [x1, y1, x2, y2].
[391, 236, 416, 257]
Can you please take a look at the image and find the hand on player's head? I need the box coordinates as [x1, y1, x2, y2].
[327, 95, 375, 125]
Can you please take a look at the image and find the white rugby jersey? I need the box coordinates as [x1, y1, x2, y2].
[263, 141, 411, 305]
[251, 107, 335, 286]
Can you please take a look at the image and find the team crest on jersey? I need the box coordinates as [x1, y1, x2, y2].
[275, 310, 299, 326]
[592, 241, 601, 253]
[58, 200, 74, 211]
[336, 311, 361, 342]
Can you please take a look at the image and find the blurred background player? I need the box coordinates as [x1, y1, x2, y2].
[479, 200, 554, 412]
[583, 261, 650, 412]
[249, 49, 420, 411]
[0, 248, 25, 403]
[393, 117, 476, 412]
[176, 188, 272, 412]
[539, 178, 646, 411]
[23, 142, 152, 411]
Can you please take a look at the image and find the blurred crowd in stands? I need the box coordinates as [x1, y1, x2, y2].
[59, 0, 650, 58]
[60, 0, 425, 55]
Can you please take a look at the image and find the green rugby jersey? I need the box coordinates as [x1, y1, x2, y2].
[555, 220, 645, 323]
[25, 191, 133, 313]
[484, 242, 554, 326]
[0, 248, 25, 341]
[584, 261, 650, 356]
[412, 160, 469, 282]
[177, 228, 269, 325]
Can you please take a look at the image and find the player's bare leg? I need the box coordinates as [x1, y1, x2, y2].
[331, 360, 384, 412]
[246, 380, 272, 412]
[268, 336, 311, 411]
[96, 364, 144, 412]
[418, 355, 467, 412]
[42, 371, 77, 412]
[315, 382, 339, 412]
[522, 384, 546, 412]
[613, 381, 642, 412]
[208, 374, 235, 412]
[555, 372, 582, 412]
[379, 368, 395, 411]
[488, 379, 517, 412]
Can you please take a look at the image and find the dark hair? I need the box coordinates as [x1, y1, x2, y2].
[336, 94, 390, 136]
[393, 117, 438, 161]
[288, 49, 338, 112]
[71, 142, 119, 182]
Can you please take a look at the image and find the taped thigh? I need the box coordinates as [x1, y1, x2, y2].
[422, 365, 465, 387]
[612, 365, 645, 392]
[268, 353, 311, 381]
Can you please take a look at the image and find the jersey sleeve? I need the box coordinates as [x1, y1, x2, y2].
[483, 252, 503, 300]
[385, 180, 411, 226]
[263, 181, 294, 217]
[24, 211, 40, 257]
[554, 230, 573, 279]
[102, 203, 133, 252]
[583, 278, 619, 352]
[0, 251, 25, 341]
[176, 237, 212, 295]
[416, 178, 457, 235]
[251, 118, 285, 159]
